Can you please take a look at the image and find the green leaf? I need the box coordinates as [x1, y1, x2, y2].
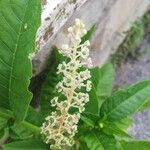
[84, 63, 114, 115]
[79, 142, 89, 150]
[84, 84, 100, 115]
[80, 113, 100, 129]
[0, 117, 7, 131]
[90, 63, 115, 108]
[3, 139, 49, 150]
[100, 80, 150, 122]
[81, 24, 96, 44]
[96, 63, 115, 98]
[0, 128, 9, 144]
[139, 98, 150, 110]
[114, 117, 133, 130]
[9, 123, 33, 140]
[80, 115, 95, 128]
[0, 129, 5, 139]
[95, 131, 119, 150]
[101, 122, 131, 138]
[119, 141, 150, 150]
[25, 106, 43, 126]
[84, 130, 104, 150]
[83, 130, 119, 150]
[0, 0, 41, 121]
[0, 107, 13, 119]
[0, 107, 41, 135]
[0, 109, 11, 140]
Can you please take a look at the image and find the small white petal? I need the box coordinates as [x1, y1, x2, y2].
[84, 40, 90, 46]
[68, 27, 73, 33]
[61, 44, 69, 50]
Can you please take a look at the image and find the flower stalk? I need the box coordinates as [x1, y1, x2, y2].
[41, 19, 92, 149]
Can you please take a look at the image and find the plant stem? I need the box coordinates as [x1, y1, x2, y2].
[0, 109, 41, 135]
[0, 111, 12, 119]
[21, 121, 41, 134]
[0, 128, 10, 147]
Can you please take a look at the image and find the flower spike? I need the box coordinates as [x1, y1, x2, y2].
[41, 19, 92, 149]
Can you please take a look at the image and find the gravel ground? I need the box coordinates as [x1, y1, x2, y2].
[114, 35, 150, 140]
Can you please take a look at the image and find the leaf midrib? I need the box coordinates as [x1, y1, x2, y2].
[8, 0, 29, 103]
[105, 85, 150, 119]
[92, 132, 103, 150]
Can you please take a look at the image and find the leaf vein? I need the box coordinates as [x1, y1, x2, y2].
[0, 37, 13, 53]
[8, 0, 30, 106]
[1, 11, 18, 35]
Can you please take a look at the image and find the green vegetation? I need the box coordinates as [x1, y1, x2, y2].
[111, 10, 150, 66]
[0, 1, 150, 149]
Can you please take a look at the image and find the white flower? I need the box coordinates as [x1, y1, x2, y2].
[82, 29, 87, 35]
[51, 97, 58, 107]
[41, 19, 92, 149]
[63, 77, 72, 87]
[80, 47, 89, 59]
[86, 80, 92, 92]
[78, 69, 91, 81]
[56, 81, 64, 92]
[61, 44, 69, 50]
[57, 61, 67, 74]
[75, 18, 81, 27]
[59, 45, 72, 57]
[86, 57, 93, 68]
[84, 40, 90, 46]
[68, 27, 73, 33]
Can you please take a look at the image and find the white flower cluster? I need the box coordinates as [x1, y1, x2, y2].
[41, 19, 92, 149]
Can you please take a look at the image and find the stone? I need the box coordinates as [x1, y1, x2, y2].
[33, 0, 150, 75]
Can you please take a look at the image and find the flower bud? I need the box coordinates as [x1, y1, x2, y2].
[68, 27, 73, 33]
[75, 18, 81, 26]
[84, 40, 90, 46]
[61, 44, 69, 50]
